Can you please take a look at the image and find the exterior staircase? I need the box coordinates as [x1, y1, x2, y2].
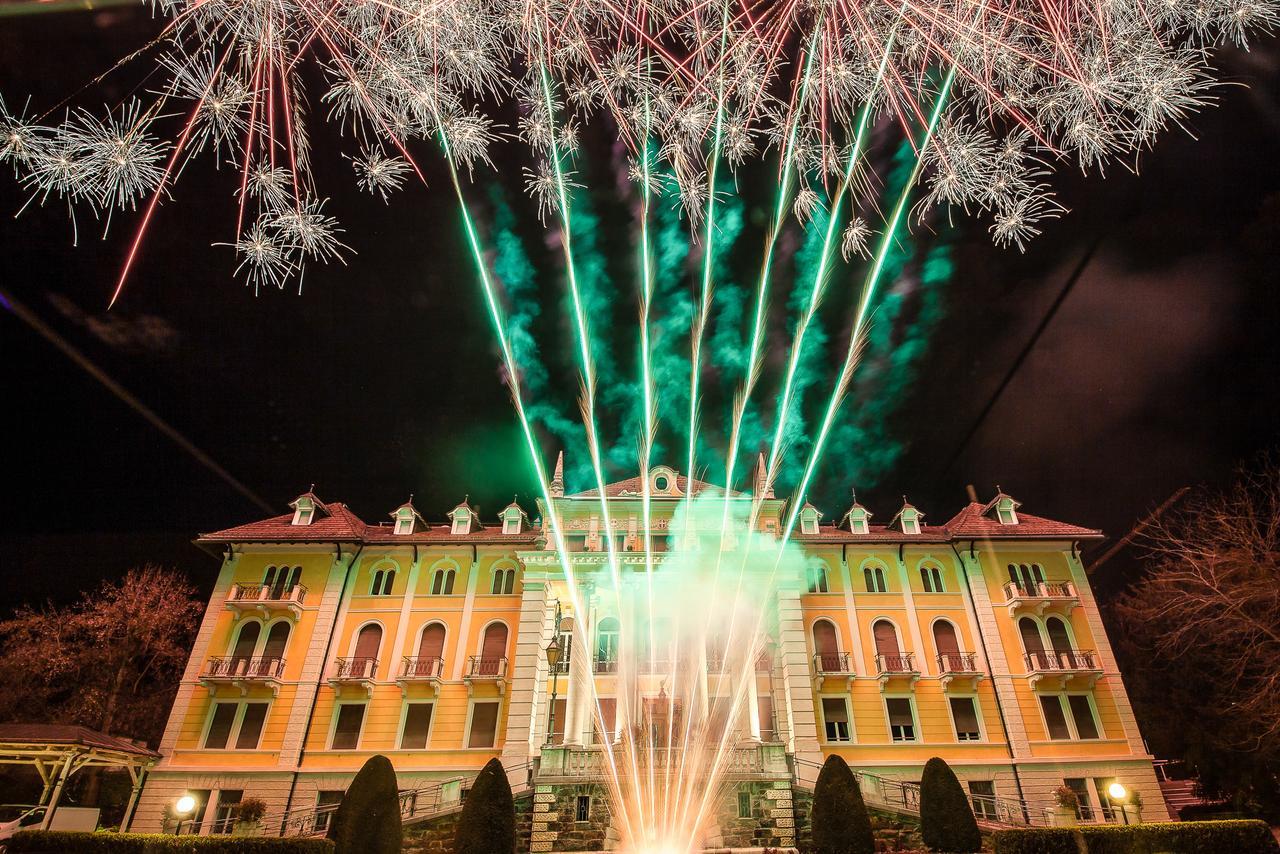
[1154, 759, 1226, 818]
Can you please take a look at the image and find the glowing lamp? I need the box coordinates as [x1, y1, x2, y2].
[174, 795, 196, 815]
[1107, 783, 1128, 801]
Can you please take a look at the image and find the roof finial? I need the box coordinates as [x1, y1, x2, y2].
[309, 483, 315, 493]
[550, 451, 565, 498]
[851, 486, 858, 504]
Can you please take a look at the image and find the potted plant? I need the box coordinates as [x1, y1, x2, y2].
[1050, 785, 1079, 826]
[1125, 788, 1143, 824]
[233, 798, 268, 836]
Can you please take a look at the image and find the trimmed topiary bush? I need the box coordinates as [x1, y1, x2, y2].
[809, 754, 874, 854]
[452, 757, 515, 854]
[327, 754, 402, 854]
[992, 819, 1280, 854]
[920, 756, 982, 853]
[6, 831, 332, 853]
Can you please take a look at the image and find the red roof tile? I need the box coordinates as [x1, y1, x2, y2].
[942, 502, 1102, 540]
[199, 500, 368, 543]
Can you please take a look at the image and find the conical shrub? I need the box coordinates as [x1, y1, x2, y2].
[920, 756, 982, 853]
[810, 754, 874, 854]
[328, 754, 402, 854]
[453, 757, 516, 854]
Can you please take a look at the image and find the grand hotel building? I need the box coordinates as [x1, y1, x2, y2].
[129, 463, 1169, 848]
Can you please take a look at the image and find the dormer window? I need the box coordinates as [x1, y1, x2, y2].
[394, 516, 413, 535]
[893, 501, 923, 535]
[996, 498, 1018, 525]
[844, 503, 871, 536]
[291, 495, 316, 526]
[799, 503, 822, 536]
[501, 502, 526, 535]
[451, 508, 471, 536]
[650, 466, 679, 496]
[902, 515, 920, 535]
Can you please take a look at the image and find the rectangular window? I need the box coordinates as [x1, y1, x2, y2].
[821, 698, 851, 742]
[332, 703, 367, 749]
[549, 698, 567, 745]
[468, 701, 500, 748]
[1067, 695, 1100, 740]
[314, 791, 344, 834]
[575, 795, 591, 823]
[1039, 695, 1071, 740]
[593, 698, 616, 745]
[757, 695, 775, 741]
[1094, 777, 1117, 822]
[968, 781, 997, 821]
[949, 697, 981, 741]
[737, 790, 752, 818]
[211, 790, 242, 834]
[401, 703, 434, 749]
[235, 703, 269, 750]
[204, 703, 238, 750]
[886, 698, 917, 742]
[1065, 778, 1094, 821]
[178, 790, 210, 835]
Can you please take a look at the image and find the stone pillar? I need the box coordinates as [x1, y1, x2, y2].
[776, 584, 823, 784]
[501, 568, 554, 779]
[961, 546, 1030, 758]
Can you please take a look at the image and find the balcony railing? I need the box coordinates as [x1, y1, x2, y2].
[812, 652, 852, 676]
[399, 656, 444, 680]
[937, 652, 980, 673]
[466, 656, 508, 678]
[1003, 581, 1078, 614]
[593, 656, 618, 674]
[203, 656, 286, 680]
[1024, 649, 1100, 672]
[332, 657, 378, 680]
[228, 582, 308, 603]
[875, 653, 917, 674]
[541, 744, 783, 780]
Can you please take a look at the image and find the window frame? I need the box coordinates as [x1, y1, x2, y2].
[398, 700, 436, 750]
[464, 699, 502, 749]
[201, 699, 274, 751]
[819, 695, 853, 744]
[329, 700, 369, 750]
[862, 561, 889, 593]
[884, 695, 919, 743]
[1036, 692, 1103, 741]
[947, 694, 984, 742]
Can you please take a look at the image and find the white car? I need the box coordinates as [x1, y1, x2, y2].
[0, 805, 45, 849]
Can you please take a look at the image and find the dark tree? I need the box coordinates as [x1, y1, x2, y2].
[920, 757, 981, 852]
[453, 757, 516, 854]
[810, 754, 874, 854]
[328, 754, 401, 854]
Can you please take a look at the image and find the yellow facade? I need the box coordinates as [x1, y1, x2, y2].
[129, 472, 1169, 844]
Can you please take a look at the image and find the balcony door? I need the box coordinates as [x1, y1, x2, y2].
[353, 624, 382, 677]
[231, 622, 261, 674]
[1045, 617, 1075, 667]
[479, 623, 507, 675]
[812, 620, 840, 671]
[873, 620, 903, 670]
[261, 622, 290, 675]
[1019, 617, 1047, 669]
[933, 620, 961, 671]
[415, 623, 446, 677]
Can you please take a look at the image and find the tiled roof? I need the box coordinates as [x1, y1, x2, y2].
[570, 473, 744, 499]
[943, 502, 1102, 540]
[0, 723, 160, 758]
[200, 501, 368, 542]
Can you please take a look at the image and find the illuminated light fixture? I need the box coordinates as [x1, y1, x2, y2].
[1108, 783, 1128, 801]
[174, 796, 196, 815]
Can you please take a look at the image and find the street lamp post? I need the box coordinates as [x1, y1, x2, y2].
[545, 601, 563, 745]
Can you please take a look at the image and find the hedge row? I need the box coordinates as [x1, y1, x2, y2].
[992, 820, 1280, 854]
[5, 831, 334, 854]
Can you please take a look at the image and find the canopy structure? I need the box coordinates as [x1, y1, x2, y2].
[0, 724, 160, 830]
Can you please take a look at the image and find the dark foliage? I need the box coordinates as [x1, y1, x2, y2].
[452, 757, 516, 854]
[992, 819, 1280, 854]
[809, 755, 874, 854]
[919, 756, 982, 852]
[327, 754, 401, 854]
[6, 831, 332, 853]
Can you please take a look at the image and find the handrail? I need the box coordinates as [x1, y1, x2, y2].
[332, 657, 378, 679]
[228, 583, 308, 603]
[203, 656, 286, 679]
[399, 656, 444, 679]
[875, 653, 917, 674]
[1024, 649, 1100, 672]
[1003, 580, 1077, 601]
[937, 652, 980, 673]
[466, 656, 508, 678]
[812, 652, 852, 674]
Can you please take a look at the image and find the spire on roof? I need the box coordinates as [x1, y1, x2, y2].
[754, 453, 774, 499]
[550, 451, 565, 498]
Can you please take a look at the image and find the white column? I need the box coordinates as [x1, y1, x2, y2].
[777, 584, 823, 784]
[499, 567, 554, 774]
[962, 546, 1030, 757]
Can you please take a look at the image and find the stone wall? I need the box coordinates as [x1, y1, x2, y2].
[402, 793, 535, 854]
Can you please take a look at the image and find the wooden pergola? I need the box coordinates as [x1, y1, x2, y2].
[0, 724, 160, 831]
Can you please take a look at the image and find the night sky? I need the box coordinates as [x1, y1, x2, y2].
[2, 8, 1278, 611]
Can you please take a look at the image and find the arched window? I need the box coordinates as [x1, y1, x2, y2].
[262, 566, 277, 588]
[933, 620, 961, 670]
[873, 620, 901, 659]
[812, 619, 840, 671]
[920, 565, 944, 592]
[371, 570, 383, 595]
[491, 566, 516, 595]
[596, 617, 620, 672]
[807, 562, 829, 593]
[261, 622, 290, 675]
[271, 566, 301, 599]
[413, 623, 446, 677]
[477, 623, 508, 675]
[1019, 617, 1047, 669]
[431, 567, 457, 595]
[864, 565, 887, 593]
[352, 624, 382, 678]
[1045, 616, 1075, 666]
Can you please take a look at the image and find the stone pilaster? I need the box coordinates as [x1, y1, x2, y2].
[776, 585, 823, 784]
[961, 547, 1030, 758]
[500, 571, 554, 781]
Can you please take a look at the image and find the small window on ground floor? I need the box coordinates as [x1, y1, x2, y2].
[468, 701, 500, 748]
[886, 698, 917, 742]
[1064, 778, 1094, 821]
[737, 790, 752, 818]
[314, 791, 344, 834]
[211, 790, 243, 835]
[968, 780, 997, 821]
[821, 697, 851, 743]
[575, 795, 591, 823]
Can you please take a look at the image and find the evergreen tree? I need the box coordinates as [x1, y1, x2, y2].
[920, 756, 982, 852]
[810, 754, 874, 854]
[453, 757, 516, 854]
[328, 754, 402, 854]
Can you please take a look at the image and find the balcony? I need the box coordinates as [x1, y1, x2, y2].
[812, 652, 855, 689]
[464, 656, 508, 695]
[225, 583, 307, 620]
[537, 743, 788, 782]
[329, 656, 378, 697]
[1024, 649, 1102, 689]
[593, 655, 618, 674]
[201, 656, 285, 695]
[396, 656, 444, 695]
[937, 652, 984, 690]
[875, 653, 920, 689]
[1002, 581, 1079, 616]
